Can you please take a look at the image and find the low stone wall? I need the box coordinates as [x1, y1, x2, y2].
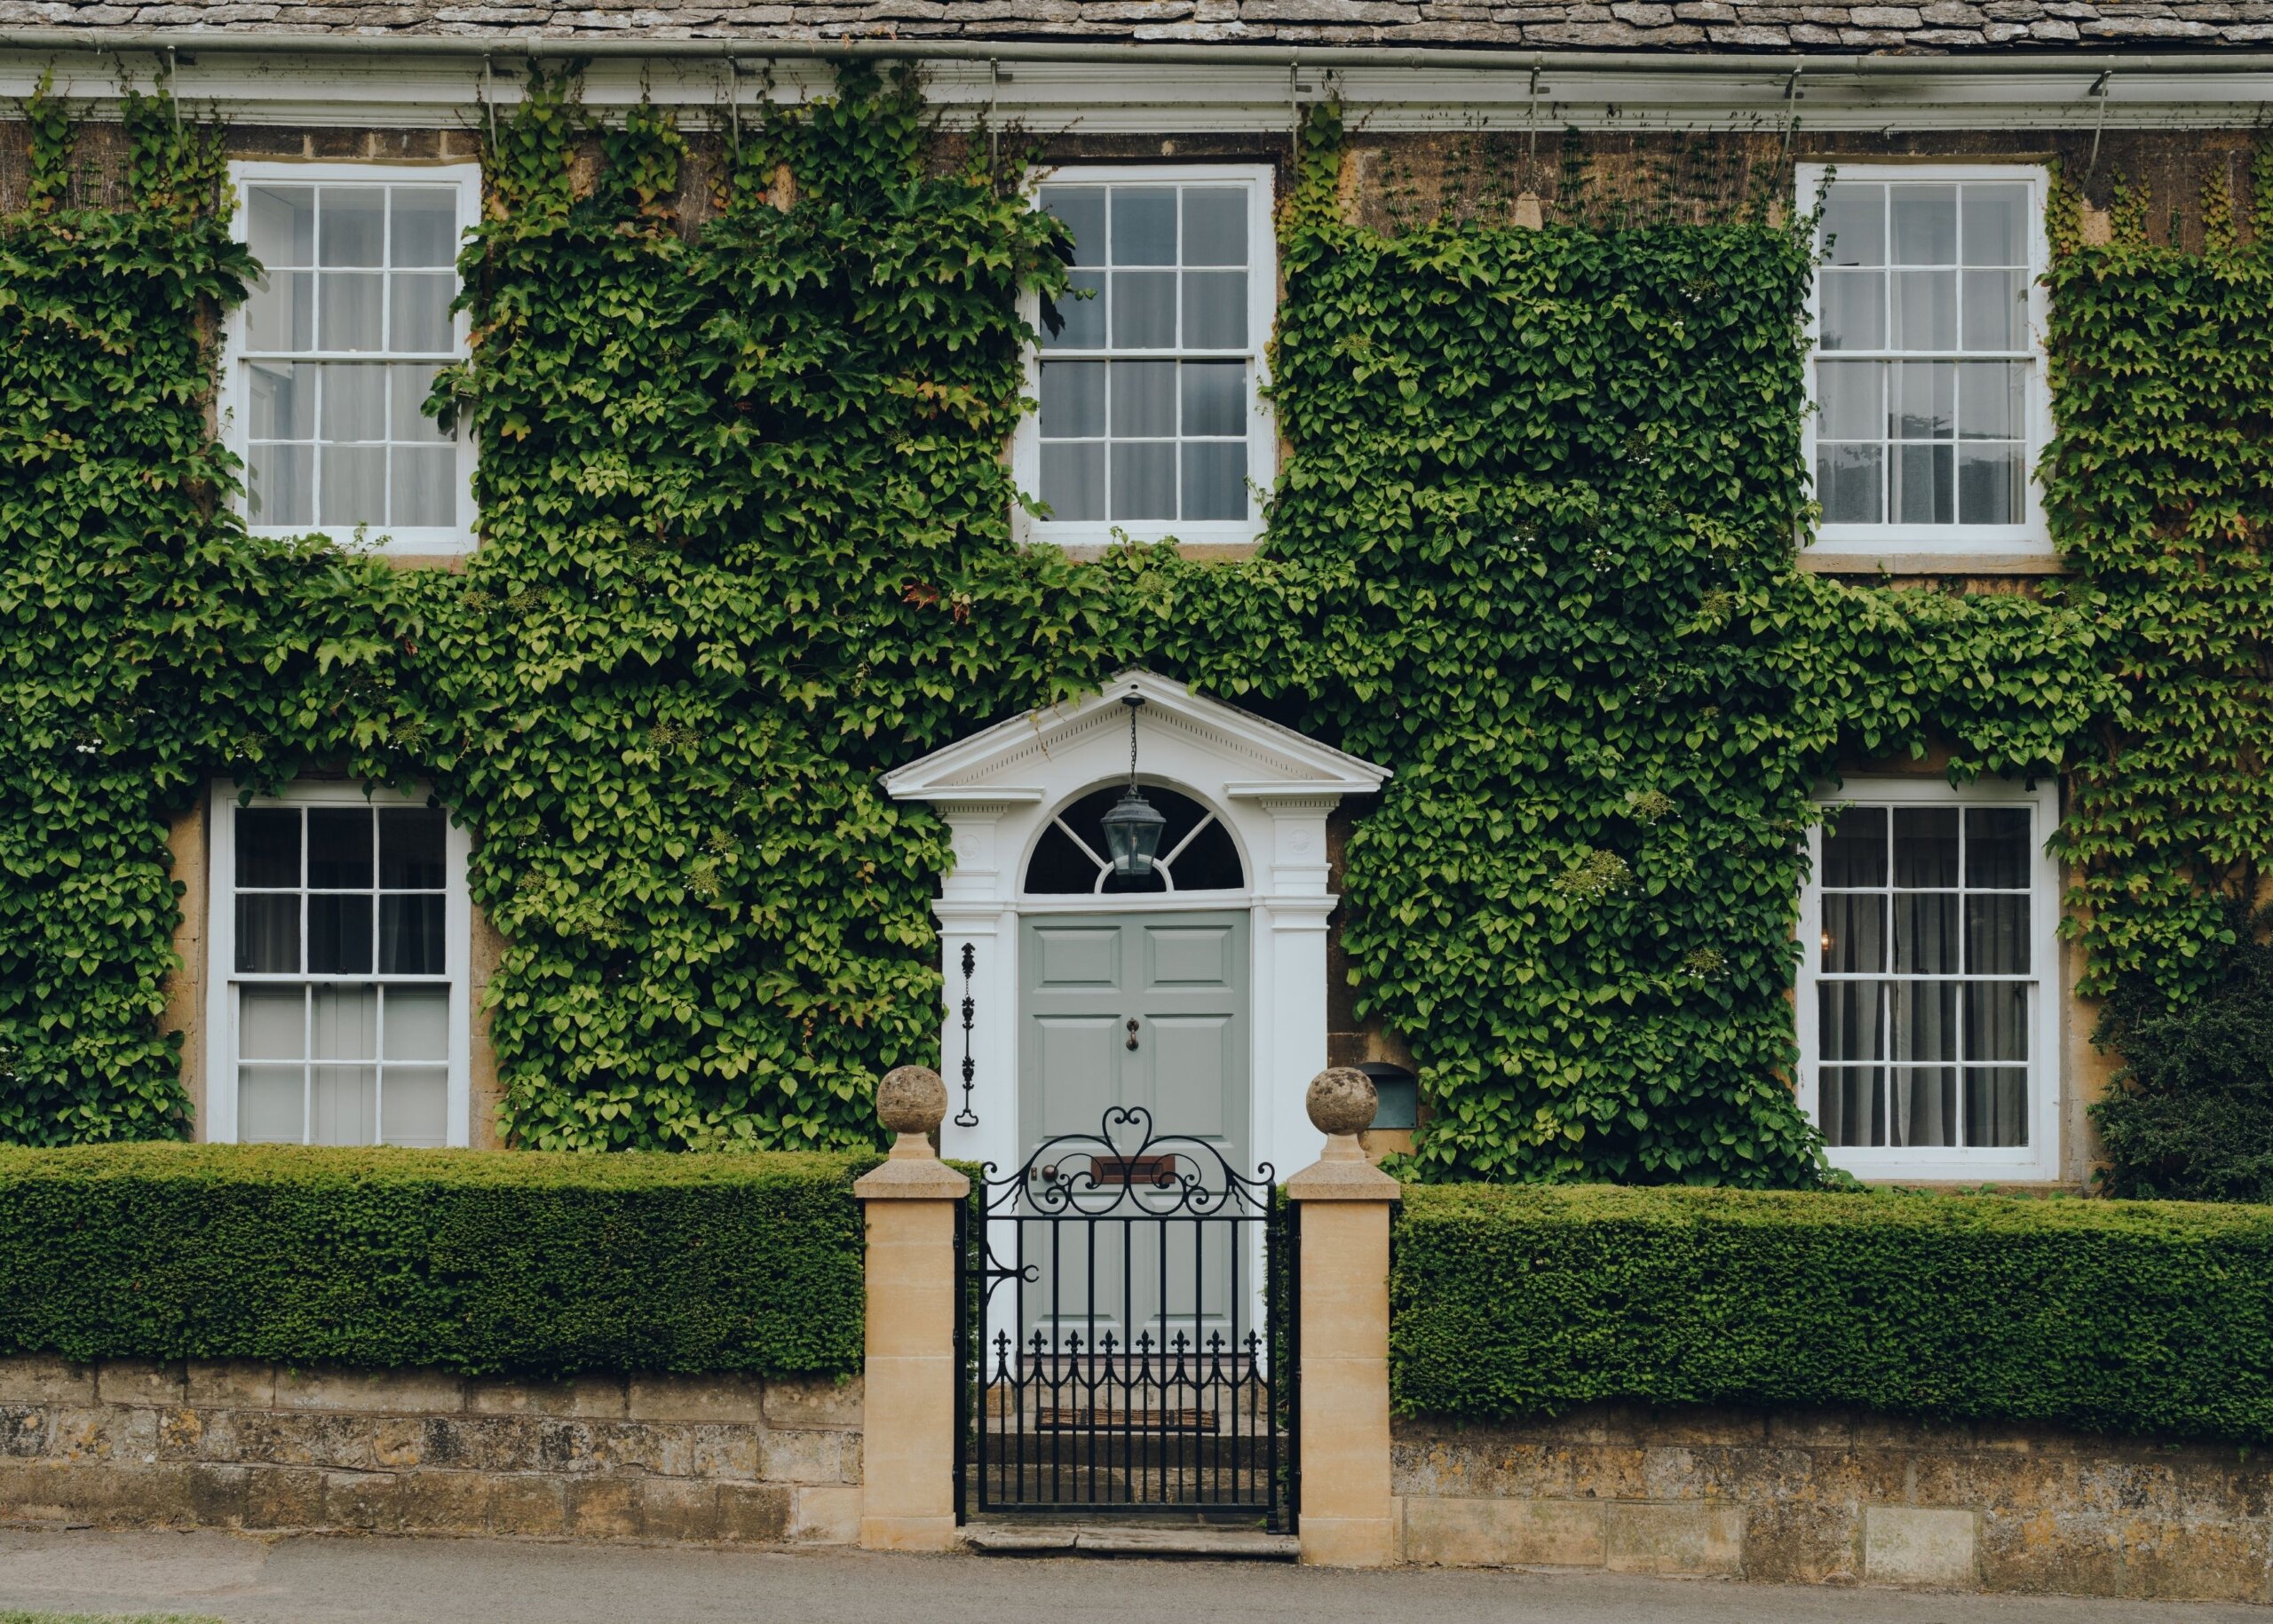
[0, 1356, 861, 1545]
[1394, 1405, 2273, 1603]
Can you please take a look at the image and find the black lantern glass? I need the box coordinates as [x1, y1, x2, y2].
[1103, 693, 1166, 878]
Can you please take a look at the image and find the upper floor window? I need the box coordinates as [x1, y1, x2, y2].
[1800, 164, 2050, 560]
[1017, 166, 1275, 549]
[204, 780, 471, 1147]
[223, 162, 479, 555]
[1796, 777, 2060, 1181]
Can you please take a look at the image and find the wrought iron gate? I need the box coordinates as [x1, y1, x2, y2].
[961, 1106, 1294, 1529]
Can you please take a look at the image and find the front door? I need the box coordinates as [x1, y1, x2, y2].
[1017, 909, 1251, 1347]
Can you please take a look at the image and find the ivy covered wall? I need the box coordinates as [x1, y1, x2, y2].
[0, 70, 2262, 1191]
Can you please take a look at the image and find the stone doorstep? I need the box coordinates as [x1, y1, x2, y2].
[962, 1522, 1298, 1560]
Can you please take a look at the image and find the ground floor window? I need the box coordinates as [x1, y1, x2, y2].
[205, 780, 471, 1146]
[1797, 776, 2060, 1181]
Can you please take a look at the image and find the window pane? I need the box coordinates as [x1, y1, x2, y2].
[1891, 185, 1958, 263]
[1957, 360, 2024, 440]
[1818, 182, 1884, 265]
[236, 897, 301, 973]
[1818, 270, 1883, 352]
[1822, 892, 1886, 974]
[1965, 807, 2031, 887]
[1181, 443, 1247, 521]
[1893, 892, 1958, 975]
[1818, 442, 1882, 526]
[321, 364, 387, 443]
[1039, 186, 1105, 266]
[1182, 272, 1247, 350]
[1961, 269, 2026, 352]
[1111, 361, 1176, 438]
[248, 185, 315, 268]
[391, 187, 460, 267]
[1893, 442, 1953, 525]
[320, 273, 384, 352]
[1967, 1067, 2029, 1147]
[380, 807, 447, 888]
[308, 893, 375, 975]
[391, 364, 449, 441]
[249, 360, 316, 441]
[1183, 189, 1247, 266]
[1817, 360, 1881, 440]
[1819, 1066, 1883, 1146]
[382, 1067, 449, 1147]
[1889, 1066, 1959, 1146]
[239, 1066, 306, 1143]
[1111, 187, 1177, 265]
[391, 273, 455, 353]
[392, 449, 457, 528]
[1822, 805, 1887, 886]
[1958, 444, 2024, 527]
[1892, 807, 1959, 886]
[379, 895, 447, 976]
[236, 808, 302, 889]
[312, 1064, 377, 1145]
[308, 807, 373, 889]
[1818, 981, 1884, 1062]
[1110, 442, 1177, 521]
[1961, 184, 2028, 266]
[1041, 443, 1105, 522]
[248, 271, 314, 353]
[1964, 982, 2029, 1061]
[1894, 361, 1953, 440]
[319, 187, 385, 267]
[384, 986, 450, 1061]
[1891, 981, 1958, 1062]
[313, 985, 378, 1059]
[1110, 272, 1176, 348]
[239, 986, 306, 1059]
[1966, 895, 2031, 976]
[1181, 361, 1247, 439]
[1041, 271, 1105, 350]
[249, 445, 313, 528]
[320, 446, 387, 527]
[1892, 270, 1956, 351]
[1040, 360, 1105, 439]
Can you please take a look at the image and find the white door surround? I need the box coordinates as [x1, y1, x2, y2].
[879, 669, 1391, 1183]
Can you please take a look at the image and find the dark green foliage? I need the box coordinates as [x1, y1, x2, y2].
[1391, 1183, 2273, 1442]
[0, 1144, 873, 1375]
[2093, 903, 2273, 1201]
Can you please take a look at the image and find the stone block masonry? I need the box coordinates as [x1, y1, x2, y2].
[0, 1356, 862, 1546]
[1394, 1403, 2273, 1603]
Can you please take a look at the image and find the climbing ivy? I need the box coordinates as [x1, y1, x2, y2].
[0, 75, 2248, 1189]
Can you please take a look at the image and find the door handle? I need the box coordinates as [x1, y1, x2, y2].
[1126, 1018, 1140, 1050]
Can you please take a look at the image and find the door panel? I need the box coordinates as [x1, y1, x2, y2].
[1018, 909, 1250, 1350]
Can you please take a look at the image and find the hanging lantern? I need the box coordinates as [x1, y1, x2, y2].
[1101, 695, 1166, 878]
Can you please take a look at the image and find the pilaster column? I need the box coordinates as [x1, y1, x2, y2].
[1287, 1067, 1401, 1568]
[854, 1066, 970, 1552]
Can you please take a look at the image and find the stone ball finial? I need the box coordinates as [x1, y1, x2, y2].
[876, 1066, 948, 1136]
[1307, 1066, 1378, 1138]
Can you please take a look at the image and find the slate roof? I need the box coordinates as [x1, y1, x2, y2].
[12, 0, 2273, 50]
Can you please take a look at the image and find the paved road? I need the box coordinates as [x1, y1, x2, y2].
[0, 1529, 2261, 1624]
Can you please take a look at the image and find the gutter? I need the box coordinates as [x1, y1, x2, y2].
[0, 30, 2270, 76]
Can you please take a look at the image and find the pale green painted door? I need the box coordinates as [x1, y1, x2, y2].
[1017, 910, 1250, 1351]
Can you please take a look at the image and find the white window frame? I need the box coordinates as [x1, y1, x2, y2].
[1797, 162, 2054, 562]
[1012, 163, 1278, 551]
[1796, 775, 2062, 1182]
[218, 160, 482, 557]
[202, 778, 473, 1146]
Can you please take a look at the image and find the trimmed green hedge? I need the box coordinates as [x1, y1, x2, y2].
[1391, 1184, 2273, 1444]
[0, 1145, 875, 1377]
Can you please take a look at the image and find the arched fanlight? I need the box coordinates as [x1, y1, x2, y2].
[1099, 696, 1166, 879]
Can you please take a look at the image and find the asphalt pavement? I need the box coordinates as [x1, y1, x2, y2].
[0, 1528, 2261, 1624]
